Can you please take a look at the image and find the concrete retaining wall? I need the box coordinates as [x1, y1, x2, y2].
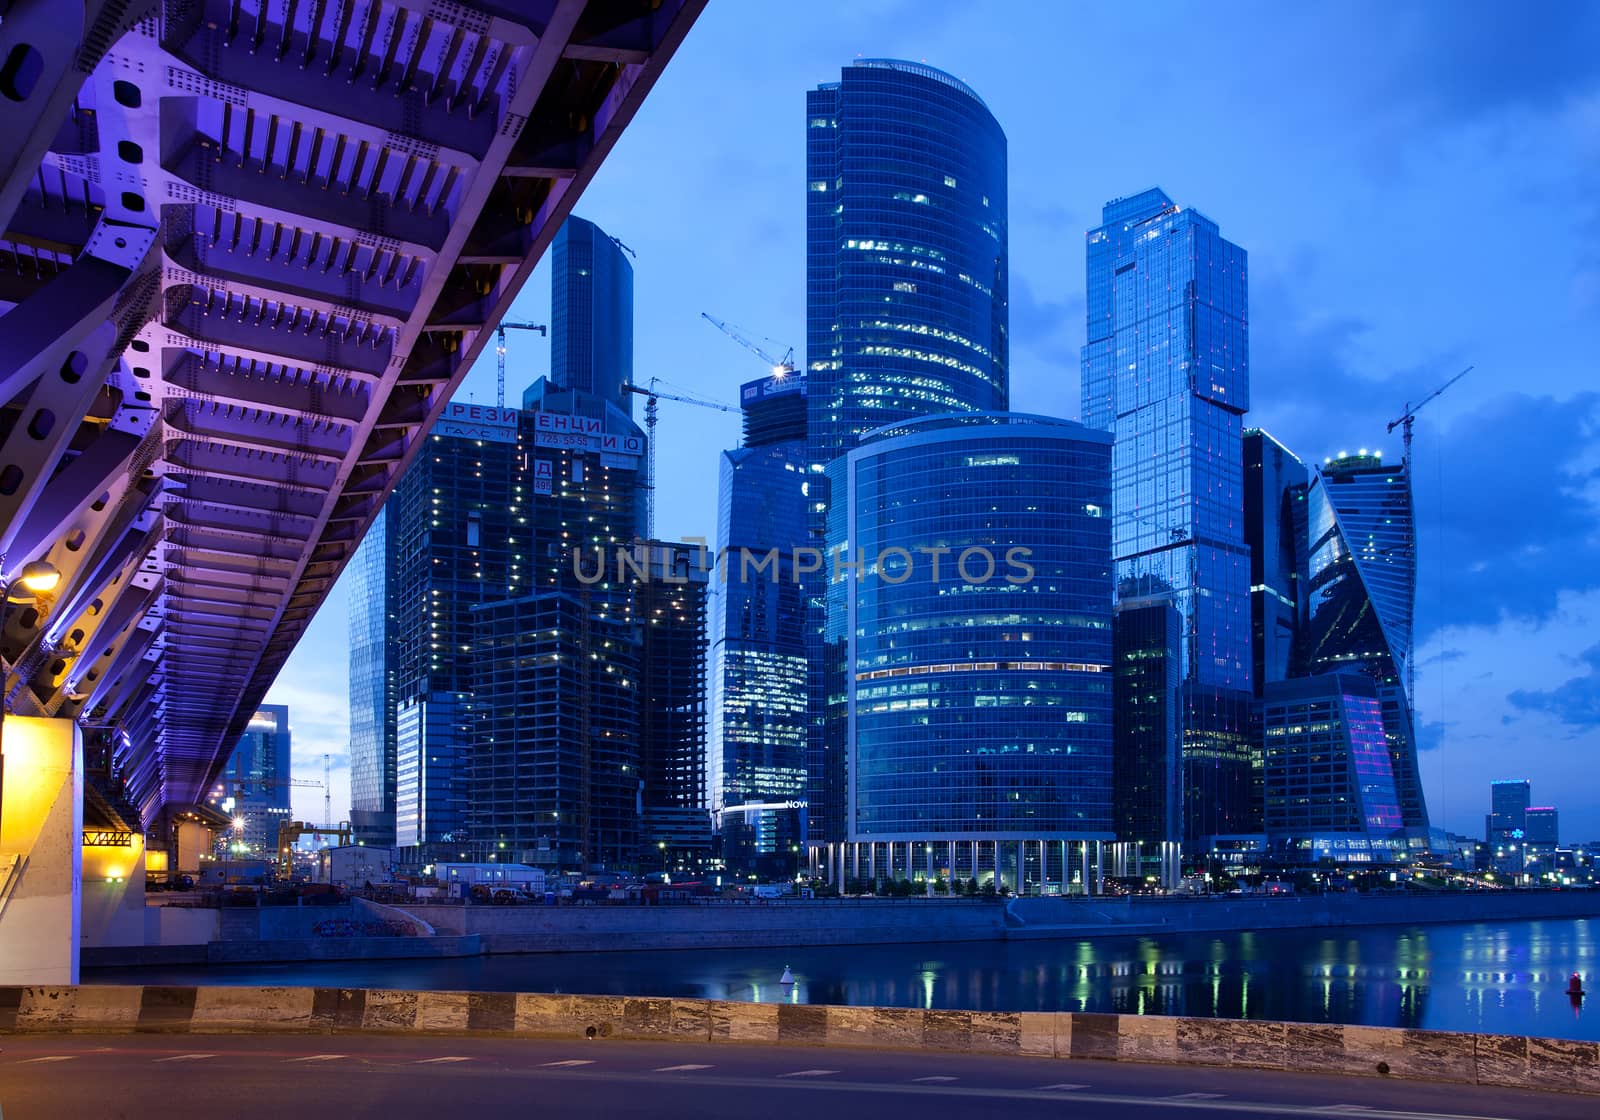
[1009, 890, 1600, 936]
[2, 985, 1597, 1095]
[406, 899, 1006, 953]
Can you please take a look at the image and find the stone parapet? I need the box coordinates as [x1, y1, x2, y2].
[1, 985, 1596, 1095]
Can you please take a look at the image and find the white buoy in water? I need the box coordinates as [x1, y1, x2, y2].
[780, 965, 795, 985]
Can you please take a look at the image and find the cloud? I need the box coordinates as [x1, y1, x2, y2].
[1415, 720, 1445, 753]
[1507, 643, 1600, 731]
[1249, 248, 1600, 633]
[1425, 392, 1600, 628]
[1352, 3, 1600, 131]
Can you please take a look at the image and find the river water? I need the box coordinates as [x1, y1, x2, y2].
[85, 918, 1600, 1041]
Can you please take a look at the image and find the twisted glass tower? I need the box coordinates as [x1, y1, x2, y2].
[1305, 452, 1429, 836]
[1083, 189, 1253, 849]
[806, 60, 1010, 844]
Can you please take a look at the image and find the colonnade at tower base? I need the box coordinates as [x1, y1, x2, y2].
[810, 838, 1115, 895]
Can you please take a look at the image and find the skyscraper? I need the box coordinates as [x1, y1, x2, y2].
[1082, 188, 1252, 849]
[209, 705, 291, 856]
[1487, 778, 1531, 843]
[1110, 600, 1182, 883]
[348, 508, 397, 847]
[1244, 430, 1308, 693]
[825, 413, 1115, 893]
[380, 387, 648, 863]
[552, 215, 634, 415]
[806, 60, 1010, 845]
[1305, 452, 1430, 837]
[636, 541, 711, 871]
[710, 373, 809, 877]
[469, 592, 640, 869]
[1260, 675, 1402, 864]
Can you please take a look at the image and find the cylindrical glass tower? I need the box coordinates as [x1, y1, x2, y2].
[806, 60, 1009, 846]
[835, 413, 1115, 889]
[806, 60, 1008, 465]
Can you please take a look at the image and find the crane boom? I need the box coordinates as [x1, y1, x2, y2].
[1387, 365, 1473, 441]
[701, 311, 795, 374]
[495, 320, 548, 407]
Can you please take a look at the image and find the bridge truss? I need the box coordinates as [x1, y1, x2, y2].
[0, 0, 704, 820]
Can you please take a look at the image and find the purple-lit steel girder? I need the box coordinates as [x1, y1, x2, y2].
[0, 0, 706, 820]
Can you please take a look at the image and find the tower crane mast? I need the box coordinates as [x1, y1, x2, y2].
[623, 378, 737, 539]
[495, 321, 548, 407]
[1384, 364, 1472, 705]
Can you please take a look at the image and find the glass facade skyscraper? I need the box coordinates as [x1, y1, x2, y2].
[636, 541, 711, 870]
[209, 705, 291, 856]
[552, 215, 634, 415]
[1487, 778, 1531, 842]
[806, 60, 1010, 846]
[1110, 600, 1182, 881]
[1305, 452, 1430, 836]
[1260, 674, 1402, 863]
[711, 373, 809, 877]
[1082, 188, 1253, 849]
[1244, 430, 1308, 694]
[822, 413, 1115, 892]
[347, 508, 397, 846]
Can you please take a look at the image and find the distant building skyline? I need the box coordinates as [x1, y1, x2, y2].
[209, 705, 291, 858]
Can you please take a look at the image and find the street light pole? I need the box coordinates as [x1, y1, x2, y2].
[0, 561, 63, 841]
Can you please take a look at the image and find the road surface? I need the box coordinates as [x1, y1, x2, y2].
[0, 1032, 1590, 1119]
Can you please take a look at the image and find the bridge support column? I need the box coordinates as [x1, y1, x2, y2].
[0, 716, 82, 983]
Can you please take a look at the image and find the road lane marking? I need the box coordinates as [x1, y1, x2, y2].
[777, 1069, 839, 1078]
[654, 1064, 714, 1072]
[15, 1056, 74, 1064]
[286, 1054, 346, 1062]
[1037, 1083, 1087, 1091]
[1167, 1093, 1225, 1100]
[154, 1053, 215, 1063]
[416, 1056, 473, 1064]
[540, 1060, 596, 1068]
[911, 1076, 958, 1083]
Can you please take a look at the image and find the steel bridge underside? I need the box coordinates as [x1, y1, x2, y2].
[0, 0, 704, 821]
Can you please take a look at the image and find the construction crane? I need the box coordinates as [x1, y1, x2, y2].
[700, 311, 796, 376]
[609, 235, 637, 259]
[231, 775, 324, 823]
[623, 377, 737, 538]
[1385, 364, 1472, 704]
[494, 320, 548, 408]
[1386, 365, 1472, 473]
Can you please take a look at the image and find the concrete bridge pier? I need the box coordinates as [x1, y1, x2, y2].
[0, 716, 82, 983]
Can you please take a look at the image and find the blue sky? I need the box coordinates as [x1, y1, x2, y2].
[270, 1, 1600, 840]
